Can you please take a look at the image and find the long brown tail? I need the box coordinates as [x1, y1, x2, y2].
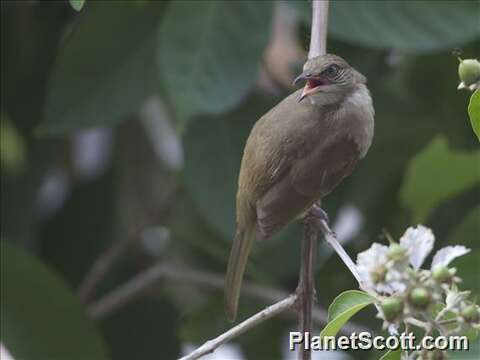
[224, 227, 255, 321]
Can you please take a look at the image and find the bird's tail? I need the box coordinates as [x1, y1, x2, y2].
[224, 227, 255, 322]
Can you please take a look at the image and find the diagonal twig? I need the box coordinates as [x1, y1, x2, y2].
[87, 262, 368, 336]
[179, 295, 298, 360]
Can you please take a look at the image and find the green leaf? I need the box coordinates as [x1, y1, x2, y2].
[320, 290, 375, 338]
[42, 2, 164, 134]
[158, 1, 272, 122]
[449, 206, 480, 250]
[0, 241, 108, 360]
[468, 89, 480, 141]
[69, 0, 85, 12]
[449, 339, 480, 359]
[400, 136, 480, 222]
[292, 1, 480, 53]
[379, 349, 402, 360]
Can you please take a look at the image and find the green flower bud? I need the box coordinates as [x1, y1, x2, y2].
[387, 243, 407, 261]
[461, 305, 480, 323]
[431, 265, 451, 283]
[409, 287, 431, 309]
[458, 58, 480, 86]
[380, 296, 403, 321]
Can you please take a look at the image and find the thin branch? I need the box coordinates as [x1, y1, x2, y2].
[179, 295, 298, 360]
[318, 219, 365, 288]
[78, 236, 131, 303]
[309, 0, 329, 58]
[296, 210, 320, 360]
[88, 262, 168, 319]
[87, 262, 367, 335]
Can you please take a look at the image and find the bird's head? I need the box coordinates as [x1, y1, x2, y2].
[293, 54, 366, 102]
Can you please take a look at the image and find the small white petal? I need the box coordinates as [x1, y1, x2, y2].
[400, 225, 434, 270]
[445, 288, 471, 310]
[431, 246, 471, 269]
[388, 324, 399, 335]
[356, 243, 390, 294]
[457, 81, 466, 90]
[468, 82, 479, 91]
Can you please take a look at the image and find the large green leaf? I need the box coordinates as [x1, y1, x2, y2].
[468, 89, 480, 141]
[320, 290, 375, 338]
[42, 2, 164, 134]
[158, 1, 272, 122]
[400, 136, 480, 222]
[293, 1, 479, 53]
[449, 339, 480, 359]
[0, 242, 108, 360]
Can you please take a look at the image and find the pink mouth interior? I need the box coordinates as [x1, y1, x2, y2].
[306, 78, 325, 90]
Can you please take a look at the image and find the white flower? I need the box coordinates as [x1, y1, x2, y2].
[445, 287, 471, 310]
[399, 225, 434, 270]
[385, 268, 407, 293]
[357, 243, 389, 292]
[356, 243, 406, 294]
[431, 246, 471, 269]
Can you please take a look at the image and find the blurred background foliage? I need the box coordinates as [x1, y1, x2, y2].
[1, 1, 479, 359]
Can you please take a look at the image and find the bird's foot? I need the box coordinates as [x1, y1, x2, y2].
[309, 203, 330, 224]
[306, 204, 338, 238]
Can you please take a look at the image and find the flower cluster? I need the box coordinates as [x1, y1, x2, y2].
[356, 225, 479, 359]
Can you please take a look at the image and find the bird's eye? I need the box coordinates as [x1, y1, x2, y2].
[325, 64, 339, 77]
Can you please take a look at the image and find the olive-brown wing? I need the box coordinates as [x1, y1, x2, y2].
[255, 135, 359, 239]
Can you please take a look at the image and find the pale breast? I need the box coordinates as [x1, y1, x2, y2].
[337, 84, 374, 158]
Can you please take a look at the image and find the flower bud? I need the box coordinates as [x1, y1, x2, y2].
[387, 243, 407, 261]
[380, 296, 403, 321]
[409, 287, 431, 309]
[458, 58, 480, 87]
[461, 304, 480, 323]
[431, 265, 451, 283]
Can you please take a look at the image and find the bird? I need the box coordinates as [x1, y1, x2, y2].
[224, 54, 374, 322]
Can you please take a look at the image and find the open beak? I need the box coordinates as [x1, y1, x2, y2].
[293, 73, 309, 86]
[293, 72, 327, 102]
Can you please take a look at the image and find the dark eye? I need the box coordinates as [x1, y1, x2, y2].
[325, 64, 339, 77]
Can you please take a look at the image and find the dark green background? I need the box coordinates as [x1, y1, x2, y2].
[1, 1, 479, 359]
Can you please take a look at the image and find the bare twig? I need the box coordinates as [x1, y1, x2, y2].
[78, 235, 132, 303]
[318, 219, 365, 288]
[88, 262, 367, 335]
[309, 0, 329, 58]
[296, 210, 320, 360]
[88, 262, 169, 319]
[180, 295, 298, 360]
